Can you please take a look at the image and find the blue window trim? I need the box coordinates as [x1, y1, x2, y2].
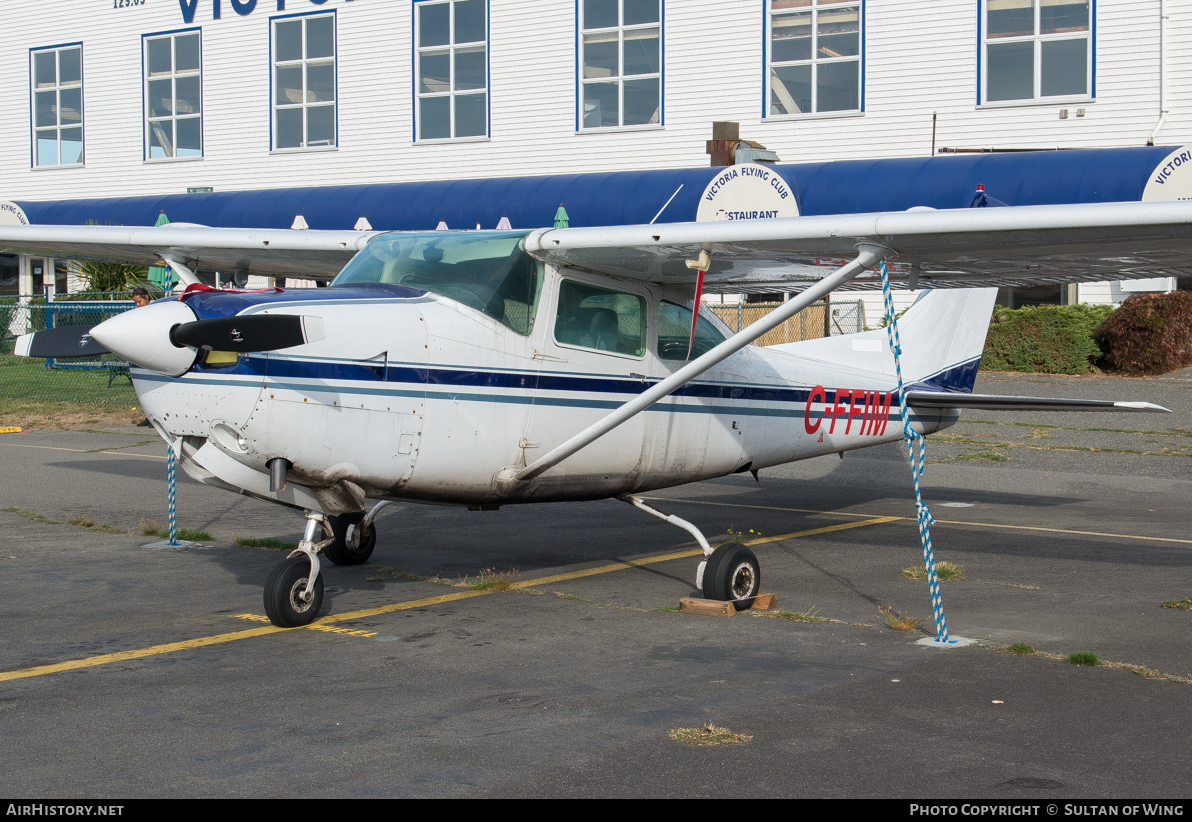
[140, 27, 204, 163]
[977, 0, 1096, 106]
[575, 0, 666, 131]
[761, 1, 865, 120]
[29, 41, 85, 169]
[268, 8, 339, 152]
[411, 0, 493, 143]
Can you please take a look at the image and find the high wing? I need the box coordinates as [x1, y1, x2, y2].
[0, 224, 380, 279]
[522, 200, 1192, 294]
[3, 199, 1192, 288]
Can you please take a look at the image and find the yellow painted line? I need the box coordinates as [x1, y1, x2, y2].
[0, 626, 285, 683]
[0, 515, 901, 683]
[650, 495, 1192, 546]
[931, 519, 1192, 546]
[0, 442, 165, 460]
[742, 516, 903, 545]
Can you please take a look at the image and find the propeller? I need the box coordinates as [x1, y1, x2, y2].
[169, 314, 324, 353]
[13, 303, 325, 377]
[14, 324, 110, 359]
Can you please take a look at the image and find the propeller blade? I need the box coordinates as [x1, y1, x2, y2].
[168, 314, 325, 353]
[14, 325, 110, 359]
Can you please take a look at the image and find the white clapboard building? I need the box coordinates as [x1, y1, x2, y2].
[1, 0, 1190, 314]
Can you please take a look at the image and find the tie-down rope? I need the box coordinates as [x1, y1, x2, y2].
[878, 259, 949, 643]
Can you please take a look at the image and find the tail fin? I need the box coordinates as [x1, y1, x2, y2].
[765, 288, 997, 393]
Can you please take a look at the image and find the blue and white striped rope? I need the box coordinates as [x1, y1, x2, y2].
[167, 443, 178, 546]
[879, 259, 949, 643]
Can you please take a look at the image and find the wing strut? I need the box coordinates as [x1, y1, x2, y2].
[510, 244, 887, 484]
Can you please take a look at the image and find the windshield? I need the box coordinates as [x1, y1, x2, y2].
[331, 231, 542, 335]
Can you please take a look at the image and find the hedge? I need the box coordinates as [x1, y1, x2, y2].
[1096, 292, 1192, 375]
[981, 303, 1114, 375]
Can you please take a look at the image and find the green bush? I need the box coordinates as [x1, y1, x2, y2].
[981, 304, 1115, 375]
[1095, 292, 1192, 376]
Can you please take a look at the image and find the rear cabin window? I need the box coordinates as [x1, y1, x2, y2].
[657, 301, 726, 360]
[331, 231, 542, 335]
[553, 279, 645, 357]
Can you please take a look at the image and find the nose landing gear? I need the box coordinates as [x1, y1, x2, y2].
[263, 511, 334, 627]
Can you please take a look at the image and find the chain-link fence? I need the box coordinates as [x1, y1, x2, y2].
[1, 295, 138, 406]
[707, 298, 864, 345]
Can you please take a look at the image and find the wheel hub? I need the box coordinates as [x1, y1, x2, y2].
[730, 562, 756, 599]
[289, 578, 315, 612]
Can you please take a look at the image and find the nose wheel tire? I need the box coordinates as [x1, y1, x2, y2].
[264, 555, 325, 627]
[701, 543, 761, 611]
[323, 510, 376, 566]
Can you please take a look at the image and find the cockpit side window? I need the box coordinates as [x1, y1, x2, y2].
[553, 279, 645, 357]
[657, 301, 726, 360]
[331, 231, 543, 335]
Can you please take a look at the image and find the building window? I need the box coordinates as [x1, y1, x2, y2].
[579, 0, 662, 129]
[144, 31, 201, 160]
[31, 45, 83, 167]
[415, 0, 488, 140]
[983, 0, 1091, 103]
[768, 0, 862, 117]
[272, 13, 336, 150]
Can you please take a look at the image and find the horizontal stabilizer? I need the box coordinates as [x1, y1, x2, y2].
[906, 391, 1171, 413]
[14, 325, 109, 359]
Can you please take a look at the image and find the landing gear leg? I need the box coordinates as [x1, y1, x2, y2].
[617, 493, 715, 589]
[263, 511, 334, 627]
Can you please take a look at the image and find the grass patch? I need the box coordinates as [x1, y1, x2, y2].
[878, 605, 923, 632]
[67, 515, 130, 534]
[233, 534, 297, 550]
[722, 526, 760, 544]
[1067, 650, 1100, 666]
[902, 561, 965, 581]
[365, 576, 384, 583]
[393, 571, 455, 586]
[463, 567, 519, 591]
[0, 396, 142, 430]
[1007, 642, 1035, 656]
[651, 606, 681, 612]
[143, 527, 213, 541]
[2, 507, 62, 524]
[761, 609, 829, 623]
[955, 451, 1010, 462]
[1160, 598, 1192, 611]
[668, 723, 752, 746]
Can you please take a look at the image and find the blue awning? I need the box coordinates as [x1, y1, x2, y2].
[13, 146, 1177, 231]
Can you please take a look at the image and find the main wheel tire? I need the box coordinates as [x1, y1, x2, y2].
[263, 555, 325, 627]
[323, 511, 376, 566]
[701, 543, 761, 611]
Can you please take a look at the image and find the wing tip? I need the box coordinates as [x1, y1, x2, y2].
[14, 334, 32, 357]
[1113, 401, 1172, 413]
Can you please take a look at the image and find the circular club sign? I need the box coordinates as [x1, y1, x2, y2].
[0, 201, 29, 226]
[1142, 146, 1192, 202]
[695, 163, 799, 222]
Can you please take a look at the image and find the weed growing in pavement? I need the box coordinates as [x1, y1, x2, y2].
[722, 526, 760, 544]
[1160, 598, 1192, 611]
[462, 568, 519, 591]
[669, 723, 752, 746]
[902, 561, 965, 581]
[766, 609, 829, 623]
[365, 576, 384, 583]
[69, 515, 96, 527]
[1068, 651, 1100, 666]
[233, 535, 296, 550]
[1008, 643, 1035, 655]
[956, 451, 1010, 462]
[139, 518, 161, 535]
[878, 605, 923, 631]
[2, 507, 62, 524]
[143, 526, 213, 541]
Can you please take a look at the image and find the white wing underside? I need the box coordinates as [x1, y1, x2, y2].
[3, 200, 1192, 289]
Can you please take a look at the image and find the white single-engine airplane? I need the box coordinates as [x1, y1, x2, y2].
[3, 199, 1183, 627]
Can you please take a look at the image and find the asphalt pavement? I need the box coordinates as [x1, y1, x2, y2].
[0, 370, 1189, 797]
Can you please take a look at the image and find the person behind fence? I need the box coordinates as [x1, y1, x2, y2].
[131, 287, 150, 308]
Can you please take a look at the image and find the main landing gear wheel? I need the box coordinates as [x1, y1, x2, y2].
[263, 555, 325, 627]
[701, 542, 761, 611]
[323, 511, 376, 566]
